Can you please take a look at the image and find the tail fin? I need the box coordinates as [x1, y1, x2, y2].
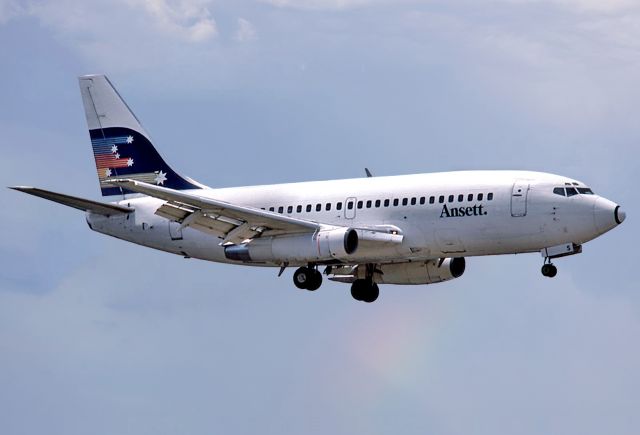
[79, 74, 201, 196]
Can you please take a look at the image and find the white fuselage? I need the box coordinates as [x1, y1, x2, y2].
[86, 170, 621, 267]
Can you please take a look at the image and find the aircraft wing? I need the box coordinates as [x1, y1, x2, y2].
[106, 179, 322, 244]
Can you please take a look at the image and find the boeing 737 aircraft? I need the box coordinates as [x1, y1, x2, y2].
[11, 75, 626, 302]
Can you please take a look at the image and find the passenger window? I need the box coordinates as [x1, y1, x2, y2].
[468, 194, 473, 201]
[357, 201, 363, 209]
[419, 197, 425, 205]
[375, 199, 381, 208]
[287, 206, 293, 214]
[347, 201, 354, 210]
[337, 202, 343, 210]
[402, 198, 408, 206]
[439, 196, 444, 204]
[306, 204, 312, 212]
[566, 187, 578, 197]
[316, 204, 322, 211]
[448, 195, 454, 203]
[269, 207, 275, 212]
[478, 193, 484, 201]
[553, 187, 565, 196]
[278, 206, 284, 213]
[429, 196, 435, 204]
[487, 193, 494, 201]
[366, 200, 372, 208]
[393, 199, 399, 206]
[458, 194, 464, 202]
[411, 197, 417, 205]
[384, 199, 390, 207]
[325, 203, 331, 211]
[296, 205, 302, 213]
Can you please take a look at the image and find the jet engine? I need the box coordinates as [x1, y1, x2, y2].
[224, 228, 358, 263]
[375, 258, 465, 284]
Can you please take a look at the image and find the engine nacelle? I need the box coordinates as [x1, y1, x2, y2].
[376, 257, 465, 285]
[224, 228, 358, 263]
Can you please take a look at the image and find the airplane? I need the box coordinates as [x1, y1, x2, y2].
[11, 74, 626, 303]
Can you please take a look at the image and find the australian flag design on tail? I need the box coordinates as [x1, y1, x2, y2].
[79, 74, 201, 197]
[91, 127, 199, 196]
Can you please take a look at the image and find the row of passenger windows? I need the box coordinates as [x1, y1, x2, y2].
[263, 192, 494, 214]
[553, 187, 594, 197]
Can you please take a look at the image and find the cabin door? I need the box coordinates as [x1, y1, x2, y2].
[344, 197, 357, 219]
[511, 180, 530, 217]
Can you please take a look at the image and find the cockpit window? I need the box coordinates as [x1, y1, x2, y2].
[554, 186, 594, 197]
[566, 187, 578, 197]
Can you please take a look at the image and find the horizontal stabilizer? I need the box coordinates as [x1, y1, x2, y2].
[10, 186, 133, 215]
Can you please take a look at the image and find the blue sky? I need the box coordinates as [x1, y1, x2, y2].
[1, 1, 638, 434]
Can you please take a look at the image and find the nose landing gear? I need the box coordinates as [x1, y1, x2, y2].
[541, 262, 558, 278]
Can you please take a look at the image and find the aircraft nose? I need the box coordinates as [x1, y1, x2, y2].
[615, 205, 626, 224]
[594, 197, 624, 234]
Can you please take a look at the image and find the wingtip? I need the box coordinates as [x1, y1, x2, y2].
[8, 186, 33, 191]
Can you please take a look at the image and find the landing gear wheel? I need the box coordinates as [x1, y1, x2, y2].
[293, 267, 323, 290]
[350, 279, 379, 303]
[362, 283, 379, 303]
[350, 279, 367, 301]
[541, 263, 558, 278]
[306, 269, 322, 291]
[293, 267, 311, 289]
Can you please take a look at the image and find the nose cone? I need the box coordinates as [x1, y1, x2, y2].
[615, 206, 626, 224]
[594, 197, 625, 234]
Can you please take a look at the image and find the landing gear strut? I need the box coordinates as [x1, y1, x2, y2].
[293, 266, 322, 291]
[541, 261, 558, 278]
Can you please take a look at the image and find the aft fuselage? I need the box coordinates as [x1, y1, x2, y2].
[86, 170, 623, 267]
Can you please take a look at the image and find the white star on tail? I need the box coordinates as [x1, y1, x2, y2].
[115, 153, 120, 159]
[104, 168, 112, 177]
[111, 145, 118, 153]
[154, 170, 167, 185]
[126, 135, 134, 144]
[127, 158, 134, 167]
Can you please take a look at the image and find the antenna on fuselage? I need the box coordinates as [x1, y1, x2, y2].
[365, 168, 373, 178]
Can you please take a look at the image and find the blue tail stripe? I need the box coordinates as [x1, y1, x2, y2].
[89, 127, 199, 196]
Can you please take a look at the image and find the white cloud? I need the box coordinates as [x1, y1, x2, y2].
[9, 0, 217, 43]
[234, 17, 257, 42]
[132, 0, 218, 42]
[261, 0, 383, 10]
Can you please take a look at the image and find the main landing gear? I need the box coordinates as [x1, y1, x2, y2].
[350, 279, 379, 303]
[541, 260, 558, 278]
[293, 266, 322, 291]
[350, 263, 380, 303]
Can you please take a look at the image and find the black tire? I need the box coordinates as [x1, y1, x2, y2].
[350, 279, 366, 301]
[362, 282, 380, 303]
[306, 269, 323, 291]
[541, 264, 558, 278]
[293, 267, 310, 289]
